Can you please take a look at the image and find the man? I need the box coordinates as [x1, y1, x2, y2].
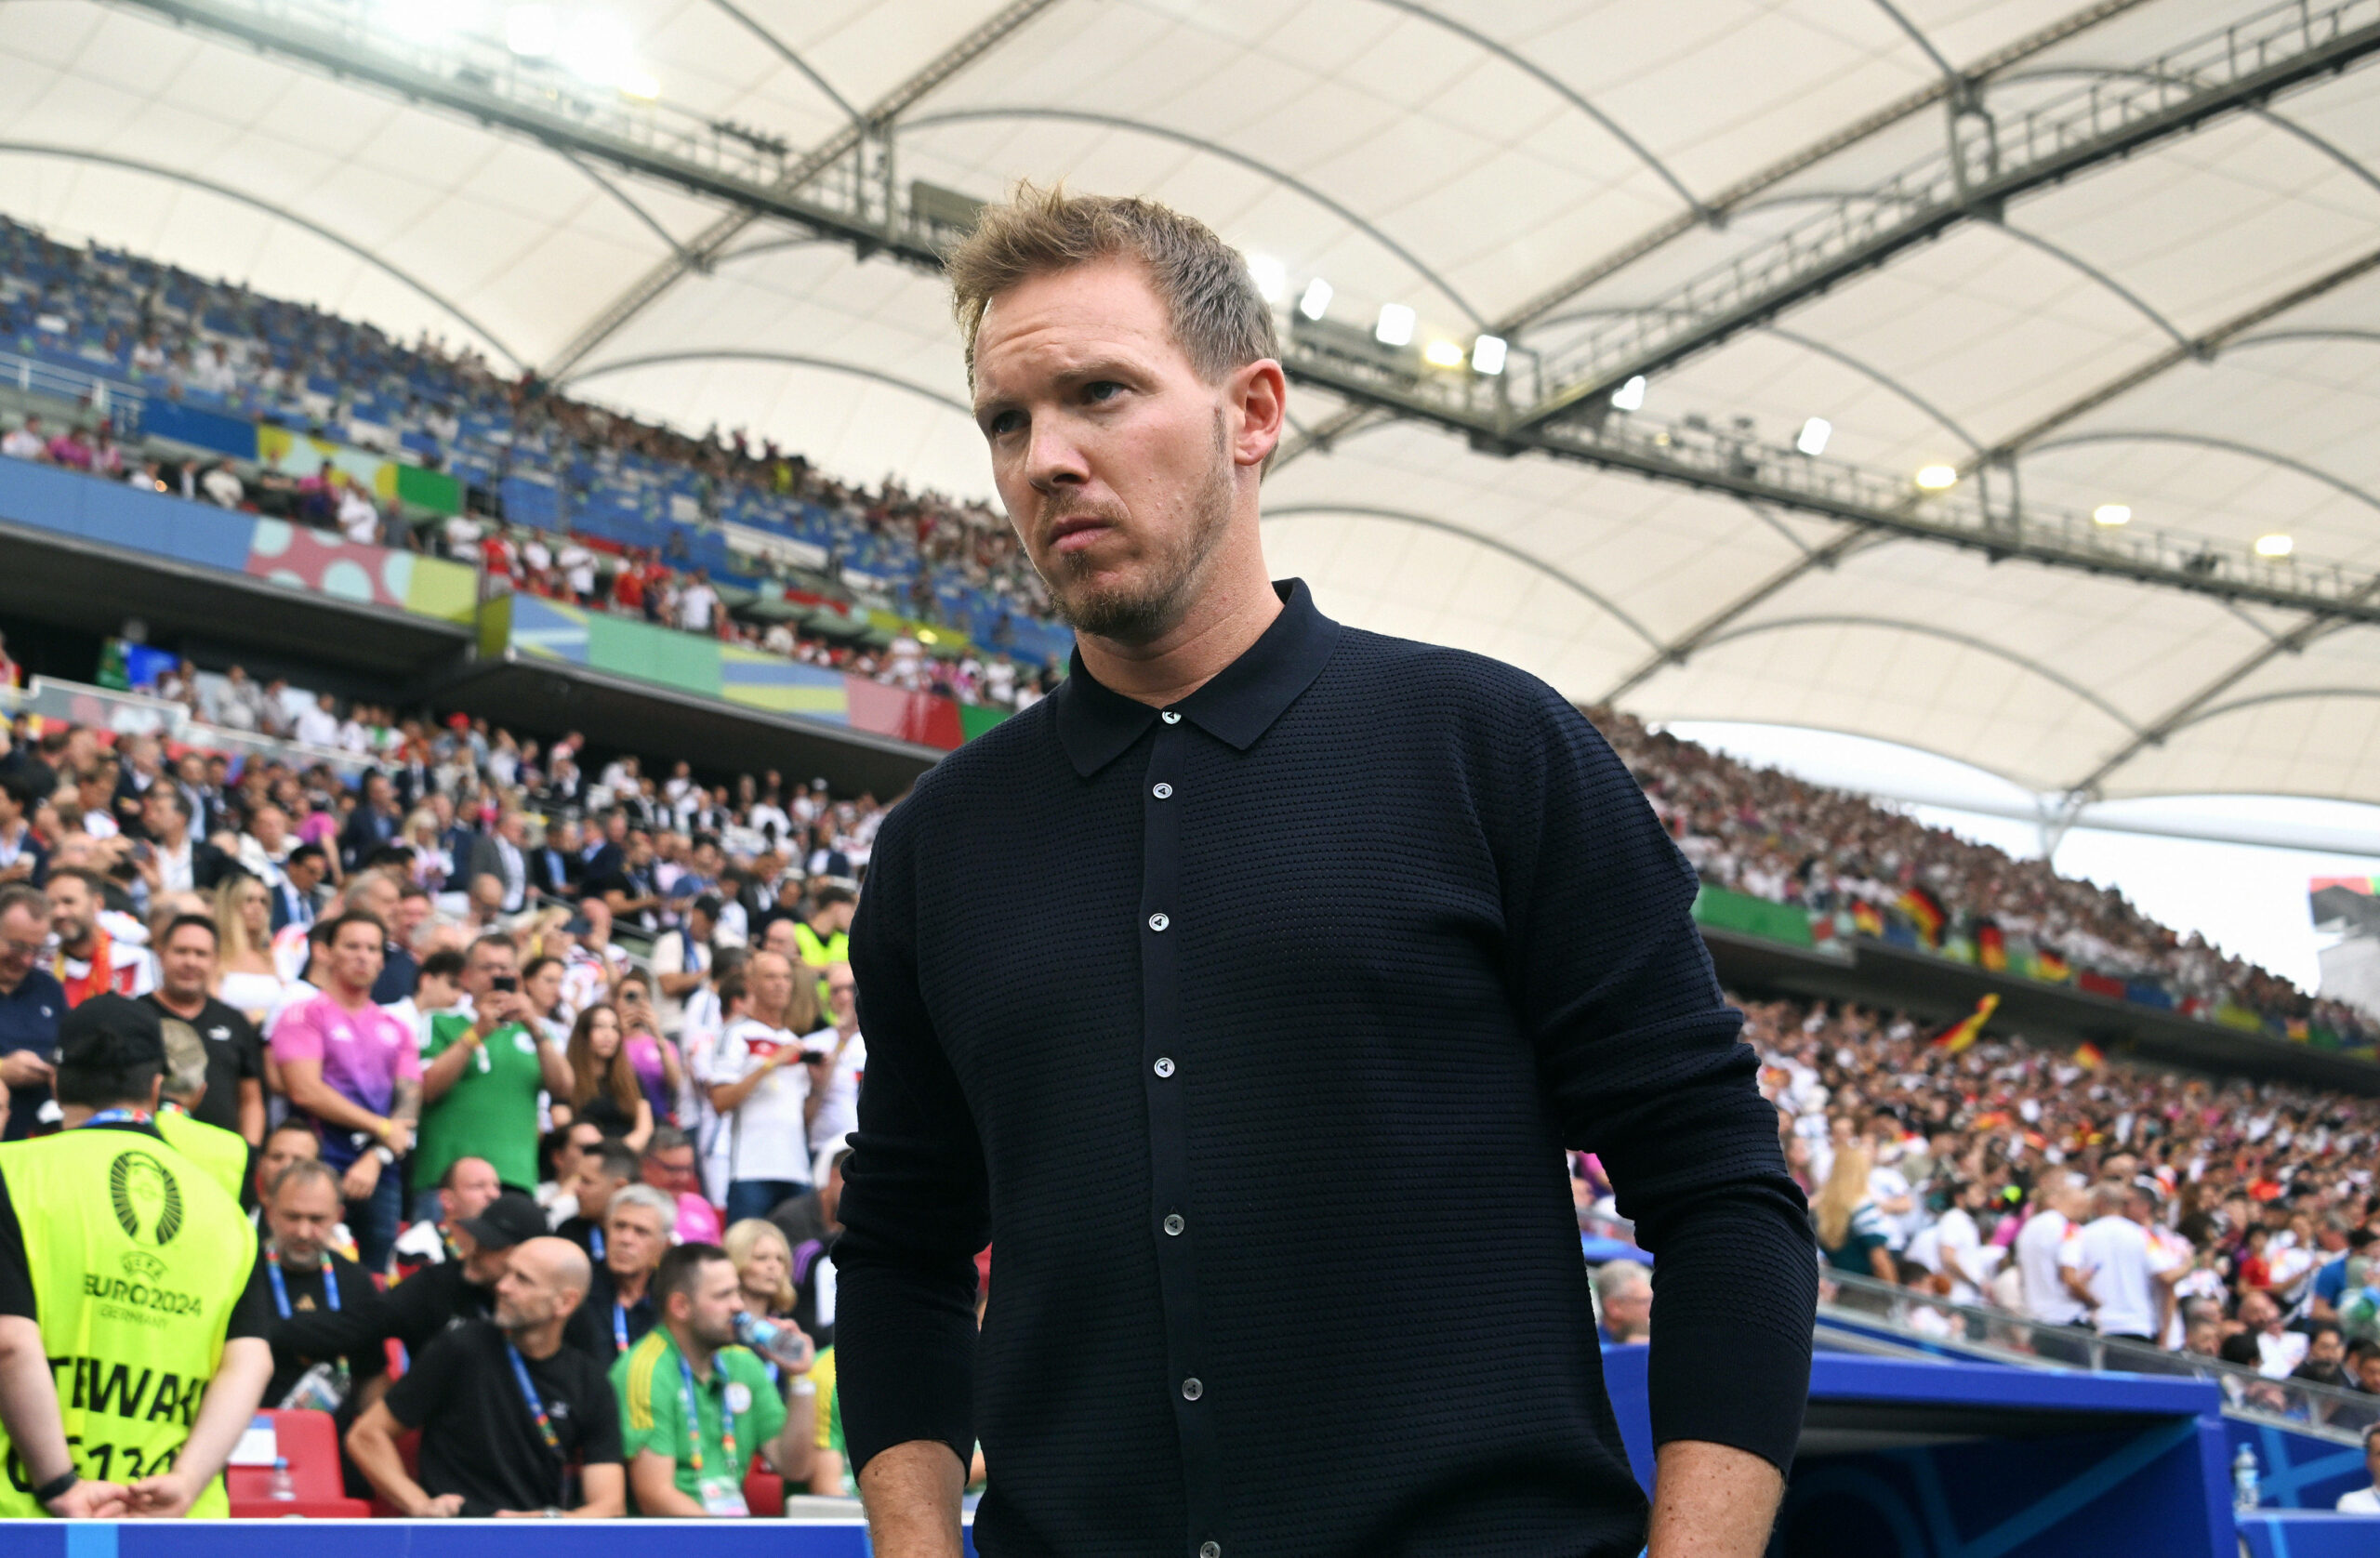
[589, 827, 663, 934]
[347, 1236, 626, 1517]
[153, 1008, 250, 1200]
[415, 935, 573, 1217]
[0, 885, 62, 1142]
[269, 910, 421, 1274]
[0, 772, 48, 886]
[143, 912, 267, 1142]
[2240, 1287, 2310, 1380]
[2339, 1421, 2380, 1514]
[2016, 1169, 2090, 1327]
[2063, 1182, 2167, 1344]
[566, 1182, 674, 1364]
[0, 995, 274, 1517]
[252, 1120, 325, 1220]
[791, 884, 854, 985]
[642, 1125, 724, 1246]
[259, 1155, 387, 1426]
[768, 1136, 853, 1351]
[2293, 1321, 2349, 1389]
[652, 892, 718, 1037]
[339, 772, 402, 871]
[1595, 1261, 1653, 1346]
[541, 1116, 607, 1222]
[394, 1155, 503, 1275]
[839, 190, 1814, 1558]
[613, 1244, 813, 1515]
[558, 1137, 640, 1256]
[708, 949, 813, 1224]
[804, 961, 865, 1183]
[48, 866, 152, 1003]
[469, 810, 533, 917]
[278, 1190, 543, 1376]
[135, 786, 231, 896]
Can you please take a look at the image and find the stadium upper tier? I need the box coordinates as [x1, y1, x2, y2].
[0, 213, 1073, 670]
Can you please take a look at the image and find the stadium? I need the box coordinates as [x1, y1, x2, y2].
[0, 0, 2375, 1552]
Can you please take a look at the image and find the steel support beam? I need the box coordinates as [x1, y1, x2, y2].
[1513, 0, 2380, 428]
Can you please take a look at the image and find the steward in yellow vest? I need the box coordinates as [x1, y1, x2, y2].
[0, 995, 272, 1518]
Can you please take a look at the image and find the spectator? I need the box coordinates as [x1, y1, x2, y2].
[802, 961, 864, 1182]
[268, 909, 420, 1274]
[2240, 1287, 2310, 1380]
[708, 949, 814, 1224]
[764, 1136, 851, 1349]
[2339, 1422, 2380, 1513]
[562, 1001, 653, 1150]
[212, 873, 291, 1027]
[557, 1137, 639, 1256]
[0, 884, 62, 1142]
[2065, 1182, 2168, 1345]
[539, 1116, 606, 1221]
[415, 934, 572, 1216]
[47, 865, 152, 1002]
[613, 970, 684, 1128]
[650, 893, 717, 1037]
[2014, 1169, 2090, 1327]
[1813, 1141, 1894, 1283]
[142, 912, 266, 1142]
[0, 772, 47, 887]
[248, 1119, 325, 1223]
[278, 1190, 544, 1371]
[787, 884, 853, 987]
[259, 1155, 387, 1429]
[469, 809, 533, 915]
[135, 785, 230, 895]
[611, 1243, 813, 1515]
[2293, 1321, 2349, 1389]
[339, 773, 402, 871]
[393, 1155, 504, 1275]
[0, 414, 45, 461]
[723, 1218, 799, 1330]
[347, 1236, 626, 1517]
[566, 1182, 673, 1363]
[1594, 1261, 1652, 1345]
[641, 1125, 722, 1245]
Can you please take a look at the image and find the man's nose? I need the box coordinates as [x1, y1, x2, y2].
[1025, 421, 1089, 494]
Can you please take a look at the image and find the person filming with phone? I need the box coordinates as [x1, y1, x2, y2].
[416, 935, 575, 1215]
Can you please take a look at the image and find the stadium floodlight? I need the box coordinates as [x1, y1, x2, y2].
[2093, 504, 2132, 527]
[619, 68, 659, 100]
[1375, 304, 1415, 348]
[1795, 416, 1831, 456]
[380, 0, 479, 43]
[2256, 533, 2294, 558]
[1609, 376, 1646, 412]
[1422, 339, 1465, 368]
[1469, 334, 1507, 376]
[1298, 277, 1332, 322]
[1246, 254, 1288, 305]
[504, 4, 559, 57]
[559, 14, 637, 86]
[1914, 464, 1958, 491]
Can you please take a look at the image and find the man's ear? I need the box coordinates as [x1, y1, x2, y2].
[1230, 359, 1288, 474]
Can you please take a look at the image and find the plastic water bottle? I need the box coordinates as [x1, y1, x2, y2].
[733, 1311, 811, 1370]
[2231, 1443, 2258, 1511]
[270, 1457, 296, 1501]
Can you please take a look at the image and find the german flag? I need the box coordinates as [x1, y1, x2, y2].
[2075, 1041, 2104, 1071]
[2033, 946, 2070, 984]
[1977, 920, 2007, 972]
[1929, 993, 1999, 1053]
[1850, 901, 1884, 937]
[1898, 886, 1947, 946]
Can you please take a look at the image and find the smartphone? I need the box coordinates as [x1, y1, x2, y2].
[490, 974, 520, 992]
[800, 1050, 829, 1065]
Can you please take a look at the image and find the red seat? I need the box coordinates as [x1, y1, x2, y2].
[226, 1408, 371, 1517]
[745, 1463, 785, 1517]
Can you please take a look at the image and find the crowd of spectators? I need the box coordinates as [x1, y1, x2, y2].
[0, 706, 951, 1515]
[1593, 706, 2380, 1050]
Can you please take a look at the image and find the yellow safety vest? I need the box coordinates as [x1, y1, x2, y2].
[0, 1124, 253, 1517]
[156, 1110, 250, 1205]
[790, 923, 847, 970]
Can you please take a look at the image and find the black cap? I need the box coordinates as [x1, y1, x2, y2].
[58, 994, 165, 1076]
[455, 1191, 548, 1250]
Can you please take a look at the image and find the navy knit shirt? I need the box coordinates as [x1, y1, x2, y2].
[838, 580, 1815, 1558]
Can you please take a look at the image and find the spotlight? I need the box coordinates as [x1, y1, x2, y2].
[1469, 335, 1507, 376]
[2092, 504, 2131, 527]
[1246, 255, 1287, 305]
[1914, 465, 1958, 491]
[1610, 376, 1646, 412]
[1422, 339, 1465, 368]
[1298, 277, 1332, 322]
[505, 4, 558, 57]
[2255, 534, 2294, 558]
[559, 15, 637, 86]
[1375, 304, 1415, 348]
[1795, 416, 1831, 456]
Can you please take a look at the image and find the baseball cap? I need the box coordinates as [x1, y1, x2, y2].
[455, 1191, 548, 1250]
[57, 994, 165, 1076]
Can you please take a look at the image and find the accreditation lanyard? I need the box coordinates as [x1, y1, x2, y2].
[78, 1108, 153, 1129]
[612, 1301, 629, 1354]
[265, 1247, 339, 1317]
[681, 1354, 737, 1480]
[506, 1343, 570, 1509]
[589, 1226, 605, 1261]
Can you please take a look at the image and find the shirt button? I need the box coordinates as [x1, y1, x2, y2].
[1163, 1212, 1184, 1236]
[1161, 711, 1182, 724]
[1151, 782, 1173, 799]
[1154, 1056, 1175, 1078]
[1181, 1377, 1203, 1401]
[1201, 1545, 1222, 1558]
[1147, 913, 1170, 932]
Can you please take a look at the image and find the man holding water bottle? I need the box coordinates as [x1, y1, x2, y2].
[611, 1243, 817, 1515]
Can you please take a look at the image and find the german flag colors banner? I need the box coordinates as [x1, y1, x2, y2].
[1930, 993, 2000, 1053]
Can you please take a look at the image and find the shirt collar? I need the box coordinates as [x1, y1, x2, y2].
[1055, 579, 1341, 777]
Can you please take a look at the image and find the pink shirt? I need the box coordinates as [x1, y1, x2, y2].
[270, 991, 420, 1166]
[674, 1193, 723, 1246]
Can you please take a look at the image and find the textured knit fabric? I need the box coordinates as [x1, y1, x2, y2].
[839, 580, 1816, 1558]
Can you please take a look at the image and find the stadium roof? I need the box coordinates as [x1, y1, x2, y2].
[6, 0, 2379, 803]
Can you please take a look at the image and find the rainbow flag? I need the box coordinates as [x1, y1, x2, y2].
[1898, 886, 1947, 946]
[1930, 993, 2000, 1053]
[2075, 1041, 2104, 1071]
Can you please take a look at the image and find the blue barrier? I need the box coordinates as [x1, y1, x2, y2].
[2239, 1510, 2380, 1556]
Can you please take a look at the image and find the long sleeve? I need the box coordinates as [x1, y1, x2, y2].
[1497, 692, 1816, 1472]
[835, 797, 991, 1478]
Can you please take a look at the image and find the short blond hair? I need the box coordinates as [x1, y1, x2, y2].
[945, 181, 1277, 389]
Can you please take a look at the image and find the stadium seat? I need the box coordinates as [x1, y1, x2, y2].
[225, 1408, 371, 1518]
[744, 1462, 786, 1517]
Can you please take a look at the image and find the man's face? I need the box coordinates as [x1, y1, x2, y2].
[2241, 1291, 2280, 1332]
[267, 1177, 341, 1266]
[288, 853, 324, 891]
[463, 940, 516, 1000]
[141, 789, 181, 839]
[748, 952, 793, 1023]
[251, 807, 287, 849]
[1602, 1279, 1651, 1339]
[558, 1122, 602, 1182]
[2184, 1320, 2221, 1358]
[329, 923, 384, 994]
[642, 1145, 697, 1196]
[606, 1204, 667, 1276]
[971, 257, 1254, 644]
[159, 925, 216, 1002]
[395, 894, 430, 940]
[355, 875, 398, 924]
[441, 1159, 502, 1224]
[2360, 1353, 2380, 1394]
[0, 904, 44, 990]
[366, 776, 392, 810]
[48, 877, 95, 947]
[826, 965, 856, 1023]
[761, 919, 799, 959]
[257, 1129, 318, 1198]
[2311, 1328, 2347, 1367]
[570, 1161, 624, 1221]
[494, 1250, 562, 1331]
[680, 1259, 743, 1352]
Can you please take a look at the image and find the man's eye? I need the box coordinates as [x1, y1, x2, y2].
[1084, 381, 1124, 403]
[985, 411, 1024, 437]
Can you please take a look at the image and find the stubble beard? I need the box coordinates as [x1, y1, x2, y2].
[1039, 415, 1236, 647]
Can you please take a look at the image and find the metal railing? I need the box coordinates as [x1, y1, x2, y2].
[0, 676, 374, 776]
[1819, 1268, 2375, 1444]
[0, 349, 147, 431]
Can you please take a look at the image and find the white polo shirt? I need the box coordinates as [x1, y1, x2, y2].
[2073, 1215, 2158, 1339]
[803, 1026, 866, 1153]
[718, 1015, 812, 1184]
[2016, 1209, 2087, 1326]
